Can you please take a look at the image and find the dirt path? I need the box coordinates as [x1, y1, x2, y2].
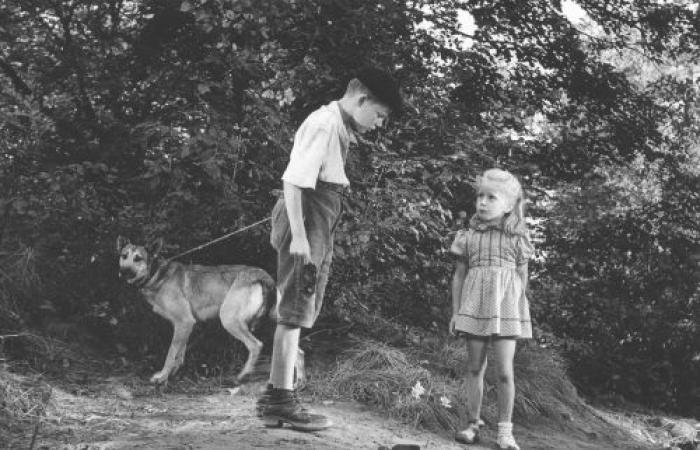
[6, 377, 654, 450]
[25, 382, 467, 449]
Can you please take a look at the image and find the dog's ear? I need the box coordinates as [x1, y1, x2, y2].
[146, 238, 164, 258]
[116, 236, 130, 253]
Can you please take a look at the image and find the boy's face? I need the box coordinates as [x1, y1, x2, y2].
[351, 96, 390, 133]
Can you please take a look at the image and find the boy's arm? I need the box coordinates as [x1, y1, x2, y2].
[451, 261, 468, 314]
[283, 181, 310, 261]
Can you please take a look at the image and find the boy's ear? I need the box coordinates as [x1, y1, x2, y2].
[146, 238, 164, 258]
[116, 236, 130, 253]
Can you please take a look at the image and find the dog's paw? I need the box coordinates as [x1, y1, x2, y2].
[150, 371, 169, 385]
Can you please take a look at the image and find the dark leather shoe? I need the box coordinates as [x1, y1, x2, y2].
[258, 387, 332, 432]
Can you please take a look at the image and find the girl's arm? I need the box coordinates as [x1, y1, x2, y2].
[516, 234, 533, 295]
[517, 262, 528, 295]
[451, 261, 468, 314]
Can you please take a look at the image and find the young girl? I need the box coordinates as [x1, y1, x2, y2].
[449, 168, 533, 450]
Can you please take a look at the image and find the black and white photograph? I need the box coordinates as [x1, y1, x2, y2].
[1, 1, 699, 449]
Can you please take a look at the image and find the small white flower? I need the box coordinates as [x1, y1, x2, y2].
[411, 381, 425, 399]
[439, 395, 452, 409]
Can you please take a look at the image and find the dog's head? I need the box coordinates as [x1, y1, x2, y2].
[116, 236, 163, 286]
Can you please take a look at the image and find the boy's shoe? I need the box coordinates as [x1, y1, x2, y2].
[455, 420, 481, 444]
[255, 384, 275, 417]
[257, 386, 332, 431]
[254, 381, 301, 416]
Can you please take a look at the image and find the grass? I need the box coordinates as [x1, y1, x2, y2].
[0, 246, 41, 332]
[309, 338, 459, 430]
[308, 330, 602, 436]
[423, 336, 592, 421]
[0, 367, 53, 447]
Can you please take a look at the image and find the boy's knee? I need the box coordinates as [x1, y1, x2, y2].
[277, 322, 301, 331]
[274, 323, 302, 340]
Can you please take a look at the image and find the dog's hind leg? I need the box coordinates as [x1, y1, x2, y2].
[219, 283, 264, 383]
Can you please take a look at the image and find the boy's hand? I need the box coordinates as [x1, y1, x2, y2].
[289, 236, 311, 262]
[448, 315, 457, 336]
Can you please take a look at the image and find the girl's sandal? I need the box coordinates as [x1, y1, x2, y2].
[455, 421, 481, 444]
[496, 434, 521, 450]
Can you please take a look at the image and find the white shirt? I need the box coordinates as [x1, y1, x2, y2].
[282, 101, 356, 189]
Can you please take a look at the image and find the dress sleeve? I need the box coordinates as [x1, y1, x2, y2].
[516, 233, 535, 266]
[449, 229, 468, 258]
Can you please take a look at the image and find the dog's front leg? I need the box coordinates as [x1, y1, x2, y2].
[151, 319, 195, 385]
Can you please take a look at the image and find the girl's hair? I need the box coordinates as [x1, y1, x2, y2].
[472, 168, 528, 236]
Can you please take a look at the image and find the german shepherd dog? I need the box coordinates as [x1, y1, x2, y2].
[116, 236, 304, 386]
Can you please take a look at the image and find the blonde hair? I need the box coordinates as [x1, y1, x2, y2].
[472, 168, 528, 236]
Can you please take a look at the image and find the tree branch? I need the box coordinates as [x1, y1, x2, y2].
[55, 3, 98, 125]
[546, 0, 664, 74]
[0, 56, 33, 97]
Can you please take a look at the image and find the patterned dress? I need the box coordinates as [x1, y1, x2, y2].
[450, 221, 534, 338]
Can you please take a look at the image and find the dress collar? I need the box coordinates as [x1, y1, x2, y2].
[469, 216, 505, 232]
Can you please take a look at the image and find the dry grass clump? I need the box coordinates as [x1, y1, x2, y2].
[1, 245, 91, 375]
[511, 342, 590, 421]
[419, 337, 594, 426]
[310, 339, 460, 430]
[0, 368, 52, 446]
[2, 332, 87, 375]
[310, 335, 598, 435]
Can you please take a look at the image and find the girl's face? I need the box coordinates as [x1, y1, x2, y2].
[476, 185, 513, 222]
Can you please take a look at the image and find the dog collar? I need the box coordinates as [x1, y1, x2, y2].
[134, 258, 166, 289]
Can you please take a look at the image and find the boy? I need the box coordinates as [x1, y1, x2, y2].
[257, 67, 402, 431]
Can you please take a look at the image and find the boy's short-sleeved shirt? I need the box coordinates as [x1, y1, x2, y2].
[282, 101, 356, 189]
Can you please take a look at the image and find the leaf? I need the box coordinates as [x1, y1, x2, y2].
[180, 1, 193, 12]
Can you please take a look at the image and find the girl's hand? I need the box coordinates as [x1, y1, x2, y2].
[448, 315, 457, 336]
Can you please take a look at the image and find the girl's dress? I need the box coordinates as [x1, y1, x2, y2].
[450, 219, 534, 338]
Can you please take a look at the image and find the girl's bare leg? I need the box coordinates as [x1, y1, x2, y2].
[465, 337, 489, 422]
[493, 338, 516, 422]
[494, 338, 519, 449]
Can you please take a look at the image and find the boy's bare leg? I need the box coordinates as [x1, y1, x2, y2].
[258, 322, 331, 431]
[269, 324, 300, 389]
